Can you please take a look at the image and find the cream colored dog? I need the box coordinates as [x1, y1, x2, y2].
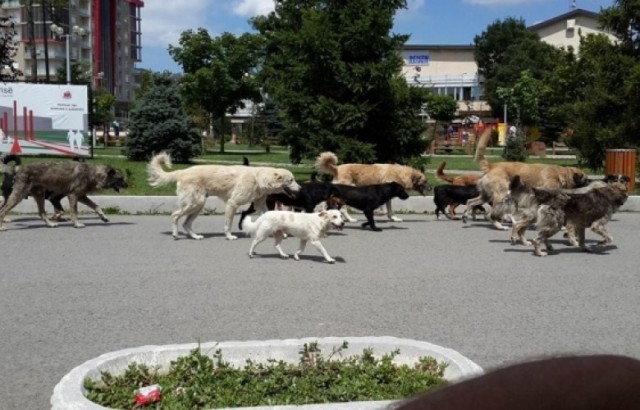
[314, 151, 431, 222]
[242, 209, 345, 263]
[147, 152, 300, 240]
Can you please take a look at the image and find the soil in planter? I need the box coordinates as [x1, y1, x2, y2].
[84, 341, 448, 409]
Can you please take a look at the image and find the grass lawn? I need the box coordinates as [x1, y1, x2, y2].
[10, 144, 619, 196]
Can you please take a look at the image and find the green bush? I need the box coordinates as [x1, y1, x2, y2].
[84, 341, 447, 409]
[502, 130, 529, 162]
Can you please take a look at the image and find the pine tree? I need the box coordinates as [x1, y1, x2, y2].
[502, 129, 528, 162]
[123, 73, 201, 163]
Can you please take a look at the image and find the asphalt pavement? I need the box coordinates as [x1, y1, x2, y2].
[1, 212, 640, 409]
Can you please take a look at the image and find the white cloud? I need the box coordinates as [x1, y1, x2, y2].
[231, 0, 275, 17]
[406, 0, 426, 11]
[142, 0, 212, 48]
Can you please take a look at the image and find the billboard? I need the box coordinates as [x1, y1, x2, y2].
[0, 83, 89, 157]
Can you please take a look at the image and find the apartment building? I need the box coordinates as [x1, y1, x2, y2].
[0, 0, 143, 118]
[401, 8, 616, 120]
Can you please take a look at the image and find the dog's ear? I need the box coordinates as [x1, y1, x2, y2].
[319, 210, 328, 219]
[509, 175, 522, 191]
[107, 167, 116, 176]
[573, 172, 588, 187]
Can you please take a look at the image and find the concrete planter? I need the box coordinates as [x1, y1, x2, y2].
[51, 336, 483, 410]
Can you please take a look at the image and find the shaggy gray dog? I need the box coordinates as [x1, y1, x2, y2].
[0, 161, 128, 230]
[505, 175, 628, 256]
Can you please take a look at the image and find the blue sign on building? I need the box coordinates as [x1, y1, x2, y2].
[408, 54, 429, 65]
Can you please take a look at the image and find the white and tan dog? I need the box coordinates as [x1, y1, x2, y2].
[242, 209, 345, 263]
[147, 152, 300, 240]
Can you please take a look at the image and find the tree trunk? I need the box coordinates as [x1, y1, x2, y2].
[25, 0, 38, 82]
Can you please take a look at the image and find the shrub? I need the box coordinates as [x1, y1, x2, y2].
[84, 341, 447, 409]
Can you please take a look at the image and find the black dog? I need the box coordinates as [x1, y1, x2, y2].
[332, 182, 409, 231]
[238, 180, 345, 229]
[1, 154, 67, 220]
[433, 184, 486, 220]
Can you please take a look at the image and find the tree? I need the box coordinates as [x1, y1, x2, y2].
[474, 18, 557, 120]
[123, 72, 201, 162]
[0, 4, 21, 81]
[91, 87, 115, 132]
[566, 34, 634, 169]
[424, 93, 458, 140]
[502, 129, 528, 162]
[251, 0, 427, 164]
[169, 29, 262, 153]
[600, 0, 640, 57]
[497, 69, 541, 128]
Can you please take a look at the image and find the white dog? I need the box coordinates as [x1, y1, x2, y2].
[147, 152, 300, 240]
[242, 209, 345, 263]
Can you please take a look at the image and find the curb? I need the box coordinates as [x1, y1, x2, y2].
[51, 336, 484, 410]
[9, 195, 640, 216]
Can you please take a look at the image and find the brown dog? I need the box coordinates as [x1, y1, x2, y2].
[435, 161, 481, 216]
[0, 161, 128, 230]
[462, 130, 588, 229]
[395, 355, 640, 410]
[315, 151, 431, 222]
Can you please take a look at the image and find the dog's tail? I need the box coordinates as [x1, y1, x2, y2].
[435, 161, 455, 183]
[473, 128, 492, 162]
[241, 215, 259, 234]
[242, 156, 250, 166]
[147, 152, 179, 188]
[315, 151, 339, 178]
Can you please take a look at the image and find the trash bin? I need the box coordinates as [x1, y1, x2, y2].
[605, 149, 636, 190]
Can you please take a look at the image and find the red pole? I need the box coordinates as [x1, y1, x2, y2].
[29, 110, 34, 140]
[13, 100, 18, 140]
[23, 106, 28, 141]
[2, 112, 7, 141]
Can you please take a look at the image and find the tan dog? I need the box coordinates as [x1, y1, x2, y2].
[315, 151, 431, 222]
[147, 152, 300, 241]
[435, 160, 481, 216]
[462, 130, 588, 229]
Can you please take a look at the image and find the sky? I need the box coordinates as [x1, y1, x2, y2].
[138, 0, 615, 73]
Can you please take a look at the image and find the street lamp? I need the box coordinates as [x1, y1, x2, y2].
[50, 24, 87, 84]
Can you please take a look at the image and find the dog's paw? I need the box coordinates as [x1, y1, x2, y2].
[280, 254, 290, 259]
[390, 216, 403, 222]
[248, 253, 255, 258]
[47, 222, 60, 228]
[372, 227, 382, 232]
[73, 223, 86, 228]
[100, 216, 110, 223]
[192, 234, 204, 240]
[225, 234, 238, 240]
[521, 239, 532, 246]
[461, 215, 468, 224]
[326, 258, 336, 264]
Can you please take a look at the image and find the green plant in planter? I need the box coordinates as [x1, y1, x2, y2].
[84, 341, 448, 409]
